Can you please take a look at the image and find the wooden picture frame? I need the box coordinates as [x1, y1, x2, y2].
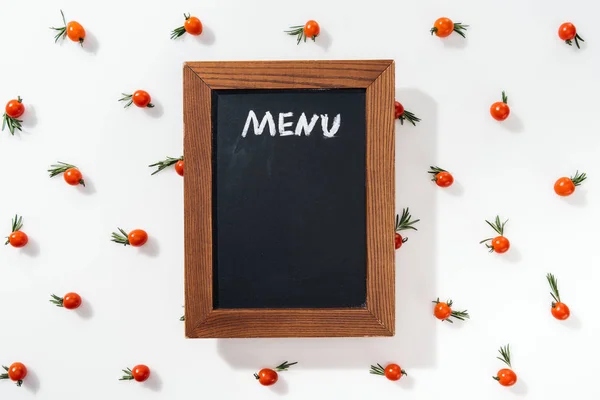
[184, 60, 395, 338]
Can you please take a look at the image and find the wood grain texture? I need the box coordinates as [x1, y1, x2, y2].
[183, 60, 395, 338]
[185, 60, 392, 89]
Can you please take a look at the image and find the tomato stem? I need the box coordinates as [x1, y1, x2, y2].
[111, 228, 131, 246]
[49, 294, 64, 307]
[501, 91, 508, 104]
[570, 170, 587, 186]
[496, 344, 512, 368]
[398, 109, 421, 126]
[149, 156, 183, 175]
[452, 22, 468, 38]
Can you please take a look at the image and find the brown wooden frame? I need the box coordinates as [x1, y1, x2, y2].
[184, 60, 395, 338]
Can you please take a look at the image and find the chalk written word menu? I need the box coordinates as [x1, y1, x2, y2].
[212, 89, 366, 309]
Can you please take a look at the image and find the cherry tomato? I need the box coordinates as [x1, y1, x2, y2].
[552, 302, 570, 320]
[558, 22, 576, 41]
[67, 21, 85, 44]
[132, 365, 150, 382]
[435, 172, 454, 187]
[394, 101, 404, 119]
[384, 364, 405, 381]
[490, 102, 510, 121]
[63, 292, 82, 310]
[8, 231, 28, 248]
[492, 236, 510, 253]
[434, 302, 452, 320]
[7, 362, 27, 383]
[256, 368, 278, 386]
[64, 168, 83, 186]
[132, 90, 152, 108]
[128, 229, 148, 247]
[496, 368, 517, 387]
[185, 16, 203, 35]
[175, 160, 184, 176]
[554, 177, 575, 196]
[395, 232, 403, 249]
[5, 98, 24, 118]
[303, 20, 320, 39]
[432, 17, 454, 37]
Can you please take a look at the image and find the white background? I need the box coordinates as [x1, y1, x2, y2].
[0, 0, 598, 398]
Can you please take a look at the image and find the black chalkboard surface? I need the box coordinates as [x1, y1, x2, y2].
[212, 89, 367, 309]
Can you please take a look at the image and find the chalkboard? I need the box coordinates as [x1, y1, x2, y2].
[184, 60, 395, 338]
[212, 89, 367, 309]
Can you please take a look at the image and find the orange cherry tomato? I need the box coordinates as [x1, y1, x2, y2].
[128, 229, 148, 247]
[554, 177, 575, 196]
[490, 102, 510, 121]
[185, 16, 203, 35]
[132, 90, 152, 108]
[384, 364, 406, 381]
[558, 22, 576, 41]
[175, 160, 184, 176]
[394, 101, 404, 119]
[63, 292, 82, 310]
[434, 302, 452, 320]
[8, 231, 28, 248]
[5, 98, 25, 118]
[435, 172, 454, 187]
[64, 168, 83, 186]
[256, 368, 278, 386]
[67, 21, 85, 44]
[303, 20, 320, 39]
[496, 368, 517, 387]
[432, 17, 454, 37]
[7, 362, 27, 383]
[552, 302, 570, 320]
[132, 365, 150, 382]
[492, 236, 510, 253]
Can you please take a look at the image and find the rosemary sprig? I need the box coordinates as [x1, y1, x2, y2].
[546, 273, 561, 305]
[432, 298, 470, 323]
[171, 13, 190, 39]
[119, 368, 135, 381]
[274, 361, 297, 372]
[111, 228, 130, 246]
[50, 294, 64, 307]
[398, 109, 421, 126]
[2, 112, 23, 135]
[0, 365, 23, 386]
[395, 208, 420, 232]
[5, 215, 23, 245]
[285, 25, 307, 44]
[427, 166, 447, 181]
[497, 344, 512, 368]
[50, 10, 68, 43]
[570, 170, 587, 186]
[567, 33, 585, 49]
[452, 22, 469, 38]
[149, 156, 183, 175]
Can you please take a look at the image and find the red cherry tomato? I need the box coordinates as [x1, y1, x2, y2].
[128, 229, 148, 247]
[554, 177, 575, 196]
[490, 102, 510, 121]
[432, 17, 454, 37]
[63, 292, 82, 310]
[303, 20, 320, 39]
[552, 302, 570, 320]
[132, 365, 150, 382]
[175, 160, 184, 176]
[384, 364, 405, 381]
[67, 21, 86, 44]
[185, 16, 203, 35]
[5, 98, 25, 118]
[395, 232, 403, 249]
[496, 368, 517, 386]
[64, 168, 83, 186]
[394, 101, 404, 119]
[256, 368, 278, 386]
[492, 236, 510, 253]
[435, 172, 454, 187]
[558, 22, 576, 41]
[132, 90, 152, 108]
[7, 362, 27, 383]
[434, 302, 452, 320]
[8, 231, 28, 248]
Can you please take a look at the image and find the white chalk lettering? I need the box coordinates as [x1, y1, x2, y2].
[294, 113, 319, 136]
[321, 114, 341, 138]
[241, 110, 276, 137]
[278, 112, 294, 136]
